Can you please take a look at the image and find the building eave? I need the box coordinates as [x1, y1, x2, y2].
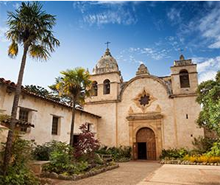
[0, 78, 101, 119]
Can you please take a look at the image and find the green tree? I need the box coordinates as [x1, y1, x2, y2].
[24, 85, 60, 101]
[25, 85, 50, 97]
[51, 68, 91, 146]
[196, 71, 220, 136]
[4, 2, 60, 174]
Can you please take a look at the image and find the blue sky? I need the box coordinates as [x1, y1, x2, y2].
[0, 1, 220, 88]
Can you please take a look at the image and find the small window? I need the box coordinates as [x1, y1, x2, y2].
[103, 79, 110, 94]
[186, 114, 188, 119]
[52, 116, 59, 135]
[19, 108, 29, 132]
[73, 134, 79, 146]
[87, 123, 92, 131]
[92, 81, 98, 96]
[179, 69, 190, 88]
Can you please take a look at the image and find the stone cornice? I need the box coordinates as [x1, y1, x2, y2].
[170, 63, 197, 68]
[85, 99, 118, 105]
[126, 112, 163, 121]
[170, 93, 197, 98]
[171, 71, 198, 76]
[91, 71, 121, 77]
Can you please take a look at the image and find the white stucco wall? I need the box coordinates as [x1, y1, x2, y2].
[0, 85, 100, 145]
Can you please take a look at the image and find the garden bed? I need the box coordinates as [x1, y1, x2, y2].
[161, 159, 220, 166]
[40, 163, 119, 181]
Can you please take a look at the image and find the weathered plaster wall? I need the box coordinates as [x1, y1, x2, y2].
[84, 102, 117, 146]
[0, 85, 99, 145]
[173, 96, 204, 149]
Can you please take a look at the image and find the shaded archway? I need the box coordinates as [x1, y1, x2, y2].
[136, 127, 156, 160]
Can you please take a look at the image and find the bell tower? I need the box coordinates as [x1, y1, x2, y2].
[87, 48, 122, 102]
[84, 47, 122, 147]
[170, 55, 198, 95]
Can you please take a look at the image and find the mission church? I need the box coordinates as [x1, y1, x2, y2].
[0, 48, 204, 160]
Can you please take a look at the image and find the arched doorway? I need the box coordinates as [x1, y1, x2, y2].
[136, 127, 156, 160]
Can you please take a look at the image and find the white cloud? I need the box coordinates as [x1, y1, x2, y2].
[93, 1, 127, 5]
[167, 7, 182, 24]
[0, 2, 8, 6]
[208, 41, 220, 49]
[127, 46, 171, 61]
[198, 5, 220, 49]
[0, 27, 8, 43]
[193, 56, 220, 83]
[199, 70, 217, 83]
[13, 3, 20, 9]
[83, 9, 137, 26]
[73, 1, 137, 27]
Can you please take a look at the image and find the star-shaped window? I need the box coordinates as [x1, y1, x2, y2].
[133, 89, 156, 112]
[139, 94, 150, 106]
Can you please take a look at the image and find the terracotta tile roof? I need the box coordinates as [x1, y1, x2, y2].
[2, 118, 34, 128]
[0, 78, 101, 118]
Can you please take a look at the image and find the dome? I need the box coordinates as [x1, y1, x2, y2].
[93, 48, 119, 74]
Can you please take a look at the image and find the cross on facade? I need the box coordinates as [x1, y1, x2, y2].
[105, 41, 111, 49]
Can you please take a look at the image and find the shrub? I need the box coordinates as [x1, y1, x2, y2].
[160, 148, 188, 159]
[184, 155, 220, 163]
[0, 137, 39, 185]
[32, 140, 66, 161]
[93, 153, 104, 165]
[42, 141, 74, 174]
[206, 141, 220, 157]
[75, 124, 100, 162]
[96, 145, 131, 161]
[192, 136, 217, 154]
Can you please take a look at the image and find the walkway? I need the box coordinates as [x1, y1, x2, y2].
[137, 164, 220, 185]
[53, 161, 161, 185]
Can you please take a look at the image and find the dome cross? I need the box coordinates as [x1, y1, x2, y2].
[105, 41, 111, 49]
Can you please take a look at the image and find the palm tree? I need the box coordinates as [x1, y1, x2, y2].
[51, 68, 91, 146]
[3, 2, 60, 173]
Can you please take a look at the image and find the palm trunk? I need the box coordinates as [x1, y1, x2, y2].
[3, 44, 29, 175]
[69, 100, 76, 147]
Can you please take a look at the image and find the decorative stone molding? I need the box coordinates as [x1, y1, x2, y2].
[155, 105, 161, 112]
[128, 107, 134, 115]
[174, 55, 192, 66]
[126, 112, 163, 121]
[136, 64, 150, 76]
[118, 75, 172, 101]
[133, 89, 156, 113]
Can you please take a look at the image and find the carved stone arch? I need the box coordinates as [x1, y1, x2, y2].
[118, 75, 171, 101]
[135, 127, 156, 160]
[133, 125, 158, 143]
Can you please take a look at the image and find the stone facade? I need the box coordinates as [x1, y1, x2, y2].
[85, 49, 204, 160]
[0, 49, 204, 160]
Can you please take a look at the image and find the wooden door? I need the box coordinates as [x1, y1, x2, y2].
[136, 128, 156, 160]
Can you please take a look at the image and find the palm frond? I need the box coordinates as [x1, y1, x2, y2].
[8, 41, 18, 58]
[53, 68, 92, 105]
[6, 2, 59, 60]
[29, 44, 50, 60]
